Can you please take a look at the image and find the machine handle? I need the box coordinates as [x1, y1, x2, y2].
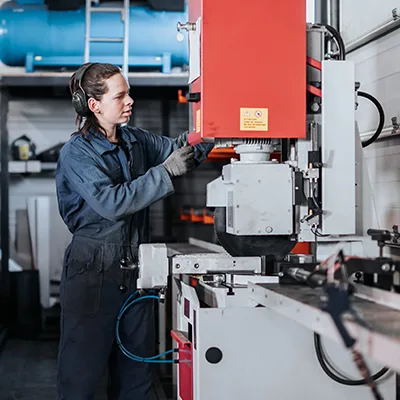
[367, 228, 391, 236]
[367, 229, 391, 242]
[321, 284, 356, 348]
[187, 131, 203, 145]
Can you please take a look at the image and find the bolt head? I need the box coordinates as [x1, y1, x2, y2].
[382, 263, 391, 272]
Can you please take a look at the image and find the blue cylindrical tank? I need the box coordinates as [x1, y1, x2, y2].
[0, 1, 189, 70]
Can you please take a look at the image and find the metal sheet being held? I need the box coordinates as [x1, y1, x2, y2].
[214, 207, 296, 259]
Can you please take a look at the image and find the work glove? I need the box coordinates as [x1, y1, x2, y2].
[163, 146, 195, 177]
[173, 131, 188, 148]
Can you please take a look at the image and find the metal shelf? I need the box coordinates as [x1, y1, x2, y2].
[1, 161, 57, 174]
[0, 69, 189, 88]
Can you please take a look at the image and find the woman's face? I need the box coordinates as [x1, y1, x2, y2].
[89, 73, 134, 126]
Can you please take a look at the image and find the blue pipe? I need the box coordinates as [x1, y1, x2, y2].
[0, 1, 189, 72]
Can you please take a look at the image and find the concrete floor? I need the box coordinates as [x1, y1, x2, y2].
[0, 339, 107, 400]
[0, 338, 167, 400]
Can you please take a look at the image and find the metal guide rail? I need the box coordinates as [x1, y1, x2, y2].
[249, 282, 400, 374]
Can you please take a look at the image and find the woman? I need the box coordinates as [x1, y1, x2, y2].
[56, 62, 213, 400]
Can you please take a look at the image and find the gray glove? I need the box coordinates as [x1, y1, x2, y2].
[163, 146, 195, 177]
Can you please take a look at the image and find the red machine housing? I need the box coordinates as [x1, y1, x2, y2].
[188, 0, 306, 141]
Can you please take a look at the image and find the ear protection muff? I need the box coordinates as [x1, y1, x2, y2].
[71, 63, 96, 117]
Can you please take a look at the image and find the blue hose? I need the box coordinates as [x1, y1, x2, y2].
[116, 291, 176, 364]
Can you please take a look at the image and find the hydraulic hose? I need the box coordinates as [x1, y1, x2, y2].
[358, 91, 385, 148]
[116, 290, 177, 364]
[309, 25, 385, 148]
[314, 333, 389, 385]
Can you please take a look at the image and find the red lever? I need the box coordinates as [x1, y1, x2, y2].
[187, 131, 203, 145]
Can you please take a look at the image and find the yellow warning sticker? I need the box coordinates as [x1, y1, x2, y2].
[240, 108, 268, 131]
[196, 109, 201, 133]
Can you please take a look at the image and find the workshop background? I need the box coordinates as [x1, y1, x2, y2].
[0, 0, 399, 399]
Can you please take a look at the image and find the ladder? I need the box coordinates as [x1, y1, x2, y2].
[84, 0, 130, 78]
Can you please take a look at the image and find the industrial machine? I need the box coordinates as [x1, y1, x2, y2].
[133, 0, 400, 399]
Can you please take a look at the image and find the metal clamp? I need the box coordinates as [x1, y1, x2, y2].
[391, 116, 399, 135]
[177, 21, 196, 32]
[303, 168, 320, 179]
[119, 257, 138, 270]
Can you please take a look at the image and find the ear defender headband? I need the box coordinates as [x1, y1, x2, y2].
[71, 63, 96, 117]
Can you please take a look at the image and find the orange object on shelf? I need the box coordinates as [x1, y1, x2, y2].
[178, 89, 188, 104]
[180, 206, 215, 225]
[190, 208, 204, 223]
[179, 206, 191, 221]
[203, 208, 215, 224]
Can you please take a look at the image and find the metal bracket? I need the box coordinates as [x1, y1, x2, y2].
[171, 253, 261, 275]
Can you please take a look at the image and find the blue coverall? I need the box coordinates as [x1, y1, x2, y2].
[55, 125, 212, 400]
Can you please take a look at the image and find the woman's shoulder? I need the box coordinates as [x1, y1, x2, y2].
[60, 132, 91, 158]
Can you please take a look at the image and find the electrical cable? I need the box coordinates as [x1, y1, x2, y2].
[311, 188, 321, 211]
[317, 335, 352, 379]
[314, 333, 389, 385]
[311, 225, 330, 238]
[116, 291, 177, 364]
[357, 91, 385, 148]
[310, 25, 385, 147]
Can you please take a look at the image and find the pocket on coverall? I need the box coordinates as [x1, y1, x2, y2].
[61, 239, 104, 316]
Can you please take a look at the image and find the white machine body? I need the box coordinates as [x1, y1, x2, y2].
[137, 243, 168, 290]
[175, 280, 395, 400]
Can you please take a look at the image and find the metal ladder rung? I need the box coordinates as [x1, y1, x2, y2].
[89, 38, 124, 43]
[84, 0, 130, 77]
[89, 7, 124, 13]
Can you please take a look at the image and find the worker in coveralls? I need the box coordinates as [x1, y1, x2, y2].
[55, 62, 213, 399]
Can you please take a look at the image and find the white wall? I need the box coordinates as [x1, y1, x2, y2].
[342, 1, 400, 232]
[307, 0, 315, 23]
[341, 0, 399, 43]
[8, 99, 76, 153]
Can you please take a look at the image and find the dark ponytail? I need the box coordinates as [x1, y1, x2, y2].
[69, 63, 121, 136]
